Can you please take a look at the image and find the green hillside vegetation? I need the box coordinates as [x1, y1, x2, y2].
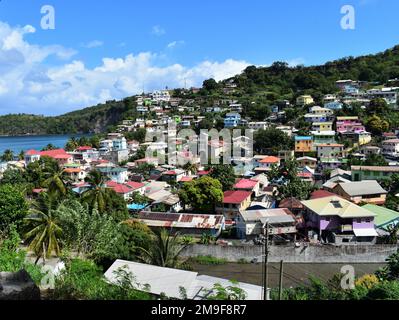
[2, 45, 399, 135]
[0, 97, 138, 136]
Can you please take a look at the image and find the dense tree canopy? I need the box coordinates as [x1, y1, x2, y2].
[0, 184, 29, 233]
[207, 165, 236, 191]
[178, 176, 223, 212]
[254, 127, 293, 154]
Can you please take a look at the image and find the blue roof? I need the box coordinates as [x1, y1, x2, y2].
[295, 136, 312, 141]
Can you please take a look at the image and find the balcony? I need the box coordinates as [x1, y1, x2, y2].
[341, 224, 353, 232]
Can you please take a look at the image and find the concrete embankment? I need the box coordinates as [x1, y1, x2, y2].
[181, 244, 398, 263]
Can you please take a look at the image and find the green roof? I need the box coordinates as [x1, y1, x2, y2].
[362, 204, 399, 229]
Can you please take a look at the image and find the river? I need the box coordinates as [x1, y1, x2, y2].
[191, 262, 384, 288]
[0, 134, 90, 154]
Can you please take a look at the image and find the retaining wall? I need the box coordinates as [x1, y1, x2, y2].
[181, 244, 398, 263]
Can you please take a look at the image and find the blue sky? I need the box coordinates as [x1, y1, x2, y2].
[0, 0, 397, 115]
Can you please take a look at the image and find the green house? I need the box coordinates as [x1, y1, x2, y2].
[362, 204, 399, 231]
[351, 166, 399, 182]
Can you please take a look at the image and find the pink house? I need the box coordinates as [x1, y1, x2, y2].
[336, 117, 366, 134]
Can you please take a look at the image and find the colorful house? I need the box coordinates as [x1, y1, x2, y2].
[382, 139, 399, 158]
[312, 131, 336, 146]
[301, 196, 378, 245]
[316, 143, 345, 159]
[224, 113, 241, 128]
[362, 204, 399, 232]
[258, 156, 281, 169]
[234, 179, 261, 197]
[331, 181, 387, 205]
[296, 95, 314, 106]
[25, 149, 73, 166]
[236, 208, 297, 240]
[312, 122, 333, 132]
[336, 116, 366, 134]
[295, 136, 313, 153]
[98, 167, 129, 184]
[351, 166, 399, 182]
[106, 181, 145, 200]
[296, 156, 317, 169]
[324, 101, 343, 110]
[216, 191, 252, 221]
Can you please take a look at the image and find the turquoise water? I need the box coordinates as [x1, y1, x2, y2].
[0, 134, 89, 154]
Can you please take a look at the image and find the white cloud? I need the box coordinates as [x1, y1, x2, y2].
[82, 40, 104, 48]
[151, 25, 166, 36]
[0, 21, 251, 116]
[167, 40, 185, 49]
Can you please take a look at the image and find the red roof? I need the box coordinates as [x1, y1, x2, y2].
[107, 182, 132, 194]
[223, 191, 252, 204]
[297, 172, 313, 178]
[197, 170, 211, 176]
[107, 181, 145, 194]
[126, 181, 145, 190]
[234, 179, 258, 190]
[39, 149, 71, 159]
[77, 146, 93, 151]
[259, 156, 280, 164]
[310, 190, 342, 200]
[164, 170, 178, 175]
[180, 176, 194, 182]
[26, 149, 40, 156]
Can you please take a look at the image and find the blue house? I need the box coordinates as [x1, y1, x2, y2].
[224, 113, 241, 128]
[325, 101, 343, 111]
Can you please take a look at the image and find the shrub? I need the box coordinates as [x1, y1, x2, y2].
[192, 255, 228, 265]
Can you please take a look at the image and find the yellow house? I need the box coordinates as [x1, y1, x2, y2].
[312, 122, 333, 132]
[296, 95, 314, 106]
[216, 191, 252, 220]
[359, 132, 372, 146]
[295, 136, 313, 153]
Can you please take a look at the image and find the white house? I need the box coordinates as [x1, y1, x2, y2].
[248, 122, 268, 131]
[382, 139, 399, 158]
[98, 167, 129, 183]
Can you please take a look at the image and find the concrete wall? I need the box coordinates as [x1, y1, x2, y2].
[181, 244, 398, 263]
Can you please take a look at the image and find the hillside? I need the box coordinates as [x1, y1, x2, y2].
[1, 45, 399, 136]
[221, 45, 399, 104]
[0, 96, 137, 136]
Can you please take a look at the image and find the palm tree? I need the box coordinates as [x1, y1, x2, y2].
[82, 170, 111, 213]
[24, 193, 62, 264]
[1, 149, 14, 162]
[139, 229, 187, 268]
[65, 137, 79, 152]
[18, 150, 25, 161]
[44, 166, 68, 197]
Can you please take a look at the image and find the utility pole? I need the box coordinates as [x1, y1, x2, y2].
[278, 260, 284, 300]
[263, 221, 270, 301]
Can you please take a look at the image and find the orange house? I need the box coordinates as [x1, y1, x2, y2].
[295, 136, 313, 153]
